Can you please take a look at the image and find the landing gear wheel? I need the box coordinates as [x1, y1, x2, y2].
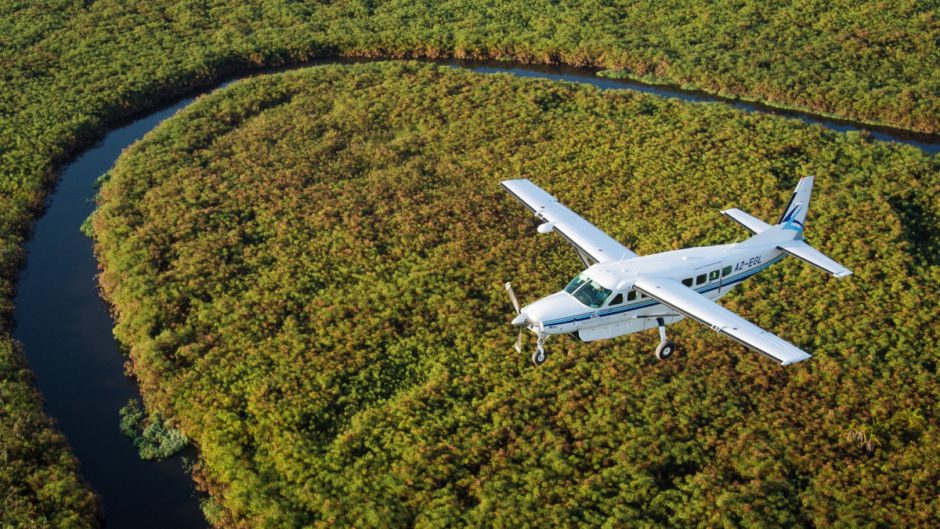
[655, 340, 677, 360]
[531, 334, 548, 366]
[531, 346, 547, 366]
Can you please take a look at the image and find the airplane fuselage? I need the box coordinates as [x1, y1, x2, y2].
[518, 231, 794, 342]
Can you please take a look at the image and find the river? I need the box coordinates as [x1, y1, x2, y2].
[11, 58, 938, 529]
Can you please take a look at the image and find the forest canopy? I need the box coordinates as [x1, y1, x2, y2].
[1, 1, 938, 525]
[92, 62, 939, 528]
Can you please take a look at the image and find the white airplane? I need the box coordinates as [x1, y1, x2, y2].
[502, 176, 851, 366]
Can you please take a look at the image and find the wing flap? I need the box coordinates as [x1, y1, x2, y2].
[633, 275, 811, 365]
[501, 179, 637, 263]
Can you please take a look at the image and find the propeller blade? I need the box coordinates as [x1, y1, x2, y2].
[504, 282, 521, 314]
[514, 329, 524, 353]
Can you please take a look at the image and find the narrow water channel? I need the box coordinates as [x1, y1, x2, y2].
[464, 60, 939, 154]
[12, 99, 207, 528]
[11, 59, 938, 529]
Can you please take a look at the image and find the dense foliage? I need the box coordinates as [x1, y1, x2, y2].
[1, 1, 938, 525]
[93, 62, 939, 528]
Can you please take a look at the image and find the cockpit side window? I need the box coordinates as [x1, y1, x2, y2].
[572, 279, 612, 308]
[608, 293, 623, 306]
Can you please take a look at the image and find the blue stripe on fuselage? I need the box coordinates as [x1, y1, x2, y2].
[542, 255, 785, 326]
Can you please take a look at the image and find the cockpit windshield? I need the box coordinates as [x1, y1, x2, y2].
[571, 278, 613, 308]
[564, 273, 588, 294]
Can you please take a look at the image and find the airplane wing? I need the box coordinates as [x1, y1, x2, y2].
[501, 179, 637, 264]
[632, 275, 811, 365]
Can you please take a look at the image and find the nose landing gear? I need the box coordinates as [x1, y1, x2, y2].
[655, 318, 678, 360]
[531, 334, 549, 365]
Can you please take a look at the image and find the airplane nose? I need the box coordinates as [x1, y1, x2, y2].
[511, 312, 529, 326]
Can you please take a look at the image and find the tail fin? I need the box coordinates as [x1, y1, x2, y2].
[721, 175, 814, 235]
[773, 176, 852, 278]
[777, 176, 813, 230]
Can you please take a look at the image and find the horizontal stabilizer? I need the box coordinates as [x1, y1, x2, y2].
[778, 240, 852, 278]
[721, 208, 771, 234]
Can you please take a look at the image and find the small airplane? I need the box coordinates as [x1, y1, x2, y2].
[502, 176, 851, 366]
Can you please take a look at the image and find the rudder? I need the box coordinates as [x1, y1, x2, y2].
[777, 175, 813, 231]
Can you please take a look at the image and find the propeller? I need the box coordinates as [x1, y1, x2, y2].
[505, 281, 521, 313]
[504, 282, 525, 353]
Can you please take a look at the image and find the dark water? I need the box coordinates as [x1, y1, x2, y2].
[12, 99, 206, 528]
[10, 58, 937, 529]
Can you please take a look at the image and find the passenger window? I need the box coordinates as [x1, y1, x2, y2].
[709, 270, 719, 281]
[609, 293, 623, 306]
[722, 265, 732, 277]
[696, 274, 706, 285]
[682, 278, 693, 287]
[627, 290, 637, 301]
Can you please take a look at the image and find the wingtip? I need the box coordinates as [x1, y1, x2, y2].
[781, 353, 812, 366]
[499, 178, 527, 185]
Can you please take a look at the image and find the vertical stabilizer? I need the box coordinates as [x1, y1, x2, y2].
[777, 176, 813, 231]
[773, 175, 853, 278]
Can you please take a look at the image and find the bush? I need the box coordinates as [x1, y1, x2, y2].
[118, 400, 188, 461]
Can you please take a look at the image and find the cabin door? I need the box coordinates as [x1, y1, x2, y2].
[695, 262, 722, 296]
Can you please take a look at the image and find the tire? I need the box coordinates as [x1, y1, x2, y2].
[531, 347, 547, 366]
[655, 340, 677, 360]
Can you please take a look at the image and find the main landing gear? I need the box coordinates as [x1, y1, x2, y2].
[655, 318, 678, 360]
[531, 334, 548, 366]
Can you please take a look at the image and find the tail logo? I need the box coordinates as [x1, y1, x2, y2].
[781, 204, 804, 233]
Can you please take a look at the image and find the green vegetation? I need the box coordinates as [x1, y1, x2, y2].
[118, 399, 189, 460]
[92, 62, 939, 528]
[0, 341, 98, 529]
[1, 1, 938, 525]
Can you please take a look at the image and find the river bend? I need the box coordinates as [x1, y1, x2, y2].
[12, 58, 938, 529]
